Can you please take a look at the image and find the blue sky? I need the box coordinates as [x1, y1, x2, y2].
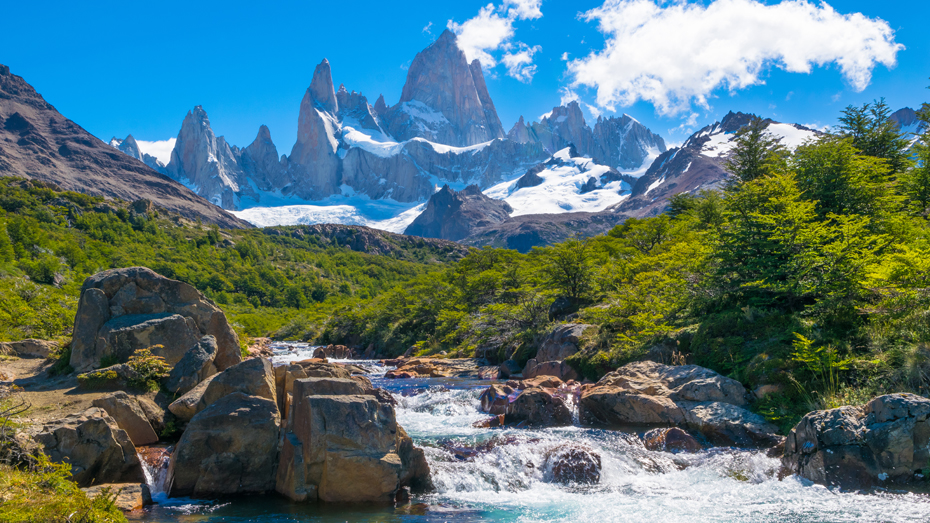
[3, 0, 928, 154]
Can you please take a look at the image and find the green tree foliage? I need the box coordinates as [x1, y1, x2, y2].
[838, 98, 912, 174]
[536, 237, 593, 301]
[724, 117, 788, 184]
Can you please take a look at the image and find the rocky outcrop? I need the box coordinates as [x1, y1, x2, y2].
[507, 116, 532, 144]
[0, 65, 247, 228]
[405, 184, 512, 241]
[783, 393, 930, 489]
[591, 114, 666, 171]
[69, 267, 241, 373]
[165, 335, 218, 395]
[92, 392, 159, 446]
[0, 338, 58, 358]
[275, 383, 430, 502]
[167, 392, 281, 497]
[239, 125, 289, 194]
[579, 361, 780, 447]
[384, 358, 483, 379]
[32, 407, 144, 487]
[386, 29, 504, 147]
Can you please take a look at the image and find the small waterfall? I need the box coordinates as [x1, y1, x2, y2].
[138, 445, 172, 502]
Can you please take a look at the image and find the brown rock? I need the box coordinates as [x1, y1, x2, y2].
[92, 392, 159, 446]
[81, 483, 151, 512]
[165, 335, 218, 395]
[544, 445, 602, 484]
[643, 427, 702, 453]
[507, 389, 573, 427]
[32, 408, 144, 487]
[0, 338, 58, 358]
[196, 357, 277, 416]
[479, 384, 515, 415]
[537, 324, 592, 362]
[167, 374, 217, 422]
[579, 361, 776, 447]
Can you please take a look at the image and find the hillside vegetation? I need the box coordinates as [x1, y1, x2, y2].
[0, 180, 460, 344]
[319, 98, 930, 431]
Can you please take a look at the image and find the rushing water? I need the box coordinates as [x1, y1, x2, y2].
[132, 343, 930, 522]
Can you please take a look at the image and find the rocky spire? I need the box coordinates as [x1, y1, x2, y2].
[507, 116, 532, 144]
[166, 106, 245, 209]
[290, 67, 341, 198]
[309, 59, 338, 114]
[373, 94, 388, 116]
[389, 29, 505, 146]
[240, 125, 289, 192]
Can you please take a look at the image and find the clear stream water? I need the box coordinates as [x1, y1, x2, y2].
[132, 343, 930, 522]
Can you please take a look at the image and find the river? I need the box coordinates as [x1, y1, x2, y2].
[132, 343, 930, 522]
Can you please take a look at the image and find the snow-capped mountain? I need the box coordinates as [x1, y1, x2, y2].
[109, 29, 667, 232]
[616, 112, 820, 217]
[485, 146, 634, 216]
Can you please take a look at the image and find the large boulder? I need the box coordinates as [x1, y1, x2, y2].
[507, 388, 573, 427]
[165, 335, 218, 395]
[479, 384, 515, 415]
[70, 267, 241, 373]
[167, 393, 281, 497]
[783, 393, 930, 489]
[195, 357, 277, 416]
[537, 324, 591, 362]
[276, 391, 429, 503]
[92, 392, 159, 446]
[32, 408, 144, 487]
[579, 361, 778, 447]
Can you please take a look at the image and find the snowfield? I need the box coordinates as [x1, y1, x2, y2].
[484, 148, 631, 217]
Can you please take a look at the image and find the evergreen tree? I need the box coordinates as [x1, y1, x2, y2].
[724, 117, 788, 184]
[792, 136, 896, 220]
[838, 98, 912, 174]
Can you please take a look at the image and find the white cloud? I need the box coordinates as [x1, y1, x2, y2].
[505, 0, 543, 20]
[423, 22, 433, 36]
[503, 45, 542, 82]
[560, 52, 570, 61]
[568, 0, 904, 115]
[135, 138, 176, 166]
[559, 87, 580, 106]
[448, 0, 543, 81]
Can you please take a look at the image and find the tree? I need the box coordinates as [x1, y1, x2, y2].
[725, 117, 788, 184]
[538, 237, 593, 301]
[792, 136, 896, 220]
[837, 98, 912, 174]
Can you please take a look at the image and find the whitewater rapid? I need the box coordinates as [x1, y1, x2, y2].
[134, 343, 930, 522]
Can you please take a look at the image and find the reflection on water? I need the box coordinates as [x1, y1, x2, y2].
[134, 344, 930, 522]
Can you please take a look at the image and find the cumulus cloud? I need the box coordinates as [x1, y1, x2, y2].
[503, 45, 542, 82]
[567, 0, 904, 115]
[448, 0, 542, 80]
[422, 22, 433, 36]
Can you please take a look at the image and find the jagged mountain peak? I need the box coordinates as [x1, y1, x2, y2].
[389, 29, 505, 146]
[309, 59, 338, 114]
